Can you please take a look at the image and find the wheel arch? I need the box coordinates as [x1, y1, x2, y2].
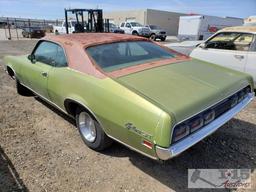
[64, 98, 99, 122]
[132, 30, 138, 35]
[6, 65, 16, 79]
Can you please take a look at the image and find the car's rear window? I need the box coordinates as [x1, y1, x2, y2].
[86, 41, 176, 72]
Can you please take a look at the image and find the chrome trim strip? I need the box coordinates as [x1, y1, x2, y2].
[19, 84, 158, 160]
[64, 97, 105, 126]
[32, 39, 70, 67]
[156, 92, 254, 160]
[5, 65, 17, 80]
[20, 82, 70, 116]
[170, 85, 251, 141]
[106, 134, 158, 160]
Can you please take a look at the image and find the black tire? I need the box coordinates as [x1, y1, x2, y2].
[160, 37, 166, 41]
[132, 31, 139, 36]
[75, 107, 112, 151]
[150, 33, 156, 41]
[16, 80, 33, 96]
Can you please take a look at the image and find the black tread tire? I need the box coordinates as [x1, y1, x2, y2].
[160, 37, 166, 41]
[16, 80, 33, 96]
[150, 33, 156, 41]
[132, 31, 139, 36]
[75, 107, 112, 151]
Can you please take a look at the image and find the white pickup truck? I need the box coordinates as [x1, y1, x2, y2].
[120, 22, 151, 37]
[53, 20, 86, 34]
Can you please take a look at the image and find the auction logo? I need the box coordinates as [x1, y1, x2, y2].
[188, 169, 251, 189]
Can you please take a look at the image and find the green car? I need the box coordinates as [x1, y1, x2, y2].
[3, 33, 254, 160]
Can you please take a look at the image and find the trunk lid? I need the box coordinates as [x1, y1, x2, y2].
[115, 59, 250, 123]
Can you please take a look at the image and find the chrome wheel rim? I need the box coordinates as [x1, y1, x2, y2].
[150, 34, 156, 40]
[78, 112, 96, 143]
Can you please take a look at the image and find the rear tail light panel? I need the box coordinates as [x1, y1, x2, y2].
[171, 86, 252, 144]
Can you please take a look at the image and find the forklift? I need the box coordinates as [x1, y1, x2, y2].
[64, 8, 109, 34]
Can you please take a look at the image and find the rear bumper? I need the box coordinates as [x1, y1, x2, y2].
[155, 92, 254, 160]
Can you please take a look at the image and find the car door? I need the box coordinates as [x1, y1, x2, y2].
[22, 41, 58, 99]
[124, 23, 132, 34]
[244, 34, 256, 85]
[190, 32, 251, 73]
[47, 45, 69, 107]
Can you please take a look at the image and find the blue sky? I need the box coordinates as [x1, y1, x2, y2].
[0, 0, 255, 19]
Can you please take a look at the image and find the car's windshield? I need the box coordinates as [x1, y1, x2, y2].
[149, 25, 161, 29]
[130, 22, 142, 27]
[87, 41, 176, 72]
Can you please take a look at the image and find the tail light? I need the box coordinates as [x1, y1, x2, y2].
[171, 86, 251, 144]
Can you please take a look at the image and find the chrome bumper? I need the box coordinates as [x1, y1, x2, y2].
[156, 92, 254, 160]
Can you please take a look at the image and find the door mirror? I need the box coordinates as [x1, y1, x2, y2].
[28, 54, 36, 63]
[198, 43, 207, 49]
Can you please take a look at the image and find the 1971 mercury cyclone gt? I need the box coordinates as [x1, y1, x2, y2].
[3, 33, 254, 160]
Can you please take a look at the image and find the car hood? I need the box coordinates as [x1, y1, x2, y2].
[115, 59, 251, 123]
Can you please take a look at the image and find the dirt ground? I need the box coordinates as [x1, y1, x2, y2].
[0, 40, 256, 192]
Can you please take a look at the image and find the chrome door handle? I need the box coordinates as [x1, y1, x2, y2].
[41, 72, 48, 77]
[234, 55, 244, 60]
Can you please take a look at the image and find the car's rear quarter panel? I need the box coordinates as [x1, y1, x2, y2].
[47, 68, 171, 158]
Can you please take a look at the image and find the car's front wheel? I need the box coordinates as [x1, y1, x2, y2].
[160, 37, 166, 41]
[75, 108, 112, 151]
[150, 34, 156, 41]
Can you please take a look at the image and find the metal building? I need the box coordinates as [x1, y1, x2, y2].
[104, 9, 187, 35]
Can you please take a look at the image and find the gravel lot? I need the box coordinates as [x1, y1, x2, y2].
[0, 40, 256, 192]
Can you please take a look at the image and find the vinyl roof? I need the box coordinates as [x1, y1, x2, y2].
[44, 33, 147, 48]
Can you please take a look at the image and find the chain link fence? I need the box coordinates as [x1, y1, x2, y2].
[0, 17, 61, 40]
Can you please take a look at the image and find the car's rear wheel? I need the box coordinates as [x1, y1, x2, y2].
[75, 108, 112, 151]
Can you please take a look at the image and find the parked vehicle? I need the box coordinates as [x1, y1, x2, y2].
[22, 27, 45, 38]
[120, 22, 151, 37]
[53, 20, 86, 34]
[4, 33, 254, 160]
[190, 26, 256, 86]
[178, 15, 243, 41]
[145, 25, 167, 41]
[104, 23, 124, 34]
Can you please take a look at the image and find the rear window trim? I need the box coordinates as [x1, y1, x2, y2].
[85, 40, 179, 73]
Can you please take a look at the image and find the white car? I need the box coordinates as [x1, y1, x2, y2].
[190, 26, 256, 85]
[53, 20, 86, 34]
[120, 22, 151, 38]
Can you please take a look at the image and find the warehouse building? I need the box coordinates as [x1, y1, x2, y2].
[104, 9, 187, 35]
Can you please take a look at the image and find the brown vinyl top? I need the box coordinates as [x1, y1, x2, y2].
[43, 33, 190, 78]
[44, 33, 147, 48]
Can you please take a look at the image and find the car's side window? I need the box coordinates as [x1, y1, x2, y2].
[34, 41, 58, 66]
[250, 36, 256, 51]
[55, 45, 68, 67]
[233, 33, 254, 51]
[205, 32, 254, 51]
[120, 23, 124, 27]
[125, 23, 131, 28]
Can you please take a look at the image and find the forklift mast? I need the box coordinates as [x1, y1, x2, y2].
[64, 8, 104, 34]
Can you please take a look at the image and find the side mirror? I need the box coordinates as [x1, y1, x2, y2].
[28, 54, 36, 63]
[198, 43, 207, 49]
